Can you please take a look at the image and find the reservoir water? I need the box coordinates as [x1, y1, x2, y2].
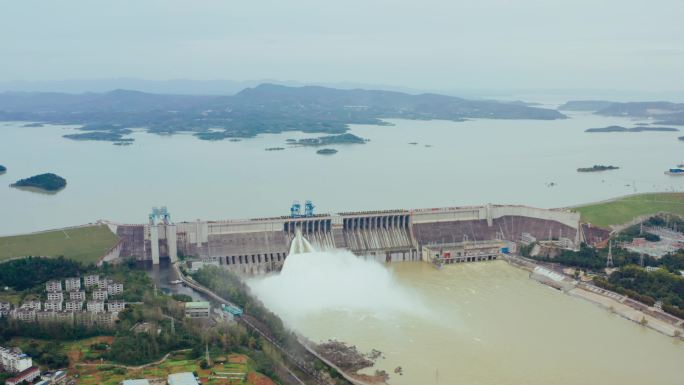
[251, 256, 684, 385]
[1, 111, 684, 235]
[2, 111, 684, 383]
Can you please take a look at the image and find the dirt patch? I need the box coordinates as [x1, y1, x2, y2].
[228, 354, 248, 364]
[247, 371, 277, 385]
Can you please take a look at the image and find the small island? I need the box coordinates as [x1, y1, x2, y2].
[0, 165, 6, 174]
[63, 131, 134, 143]
[292, 133, 367, 146]
[577, 165, 619, 172]
[678, 136, 684, 141]
[585, 125, 679, 133]
[265, 147, 285, 151]
[11, 173, 67, 192]
[316, 148, 338, 155]
[22, 122, 44, 127]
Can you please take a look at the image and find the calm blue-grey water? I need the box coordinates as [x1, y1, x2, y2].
[1, 111, 683, 235]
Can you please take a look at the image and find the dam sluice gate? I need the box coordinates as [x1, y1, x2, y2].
[110, 204, 581, 274]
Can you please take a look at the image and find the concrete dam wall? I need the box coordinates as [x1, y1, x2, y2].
[112, 204, 580, 273]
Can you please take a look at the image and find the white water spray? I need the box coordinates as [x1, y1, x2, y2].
[249, 230, 425, 324]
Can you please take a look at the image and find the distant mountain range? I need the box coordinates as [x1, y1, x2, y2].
[559, 100, 684, 125]
[0, 84, 566, 140]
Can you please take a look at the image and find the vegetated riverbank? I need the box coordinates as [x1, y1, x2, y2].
[0, 164, 5, 174]
[504, 254, 683, 339]
[188, 265, 358, 385]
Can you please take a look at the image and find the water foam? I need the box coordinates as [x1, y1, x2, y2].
[248, 248, 425, 322]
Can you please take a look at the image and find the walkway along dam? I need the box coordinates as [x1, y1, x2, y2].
[106, 204, 581, 273]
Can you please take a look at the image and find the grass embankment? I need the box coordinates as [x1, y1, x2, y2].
[574, 193, 684, 227]
[0, 225, 119, 264]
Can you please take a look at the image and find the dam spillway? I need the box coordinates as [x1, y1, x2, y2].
[109, 204, 581, 273]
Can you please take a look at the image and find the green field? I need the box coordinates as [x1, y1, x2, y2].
[0, 225, 119, 264]
[574, 192, 684, 227]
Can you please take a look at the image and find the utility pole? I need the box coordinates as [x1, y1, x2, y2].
[205, 343, 212, 366]
[606, 241, 613, 268]
[639, 253, 645, 267]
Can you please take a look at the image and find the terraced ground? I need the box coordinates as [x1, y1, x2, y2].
[574, 192, 684, 227]
[0, 224, 118, 264]
[57, 337, 273, 385]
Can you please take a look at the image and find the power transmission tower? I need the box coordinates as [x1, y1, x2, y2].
[639, 253, 644, 267]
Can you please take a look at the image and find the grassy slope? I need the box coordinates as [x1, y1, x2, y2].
[574, 192, 684, 227]
[0, 225, 119, 264]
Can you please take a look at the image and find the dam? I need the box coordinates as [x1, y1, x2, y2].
[108, 203, 581, 273]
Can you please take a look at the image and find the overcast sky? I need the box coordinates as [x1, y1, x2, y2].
[1, 0, 683, 94]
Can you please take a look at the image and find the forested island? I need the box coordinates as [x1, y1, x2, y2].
[316, 148, 338, 155]
[577, 165, 619, 172]
[0, 84, 567, 143]
[63, 131, 134, 143]
[0, 165, 5, 174]
[293, 133, 367, 146]
[585, 125, 679, 133]
[11, 173, 66, 192]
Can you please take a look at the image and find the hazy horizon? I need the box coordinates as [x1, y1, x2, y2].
[2, 0, 683, 98]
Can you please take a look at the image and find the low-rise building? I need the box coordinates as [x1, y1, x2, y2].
[36, 311, 56, 323]
[65, 277, 81, 292]
[42, 370, 67, 384]
[65, 300, 83, 312]
[47, 291, 64, 302]
[93, 311, 118, 327]
[84, 274, 100, 288]
[70, 291, 86, 301]
[98, 278, 112, 290]
[93, 290, 108, 301]
[108, 300, 126, 313]
[0, 346, 33, 373]
[43, 300, 63, 312]
[87, 300, 105, 313]
[184, 301, 211, 318]
[55, 311, 74, 323]
[6, 366, 40, 385]
[0, 302, 10, 317]
[189, 260, 220, 272]
[107, 282, 124, 296]
[122, 379, 150, 385]
[168, 372, 199, 385]
[74, 311, 93, 326]
[11, 309, 36, 322]
[45, 280, 62, 293]
[20, 300, 41, 311]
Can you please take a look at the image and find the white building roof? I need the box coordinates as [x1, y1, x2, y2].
[167, 372, 199, 385]
[122, 380, 150, 385]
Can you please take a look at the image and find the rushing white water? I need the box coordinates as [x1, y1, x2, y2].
[249, 234, 426, 324]
[288, 229, 315, 254]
